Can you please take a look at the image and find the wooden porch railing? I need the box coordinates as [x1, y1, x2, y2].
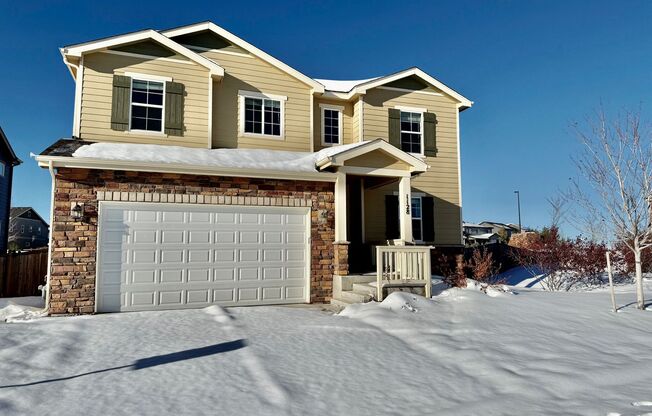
[376, 245, 432, 301]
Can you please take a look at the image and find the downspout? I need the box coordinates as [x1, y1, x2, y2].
[43, 160, 55, 314]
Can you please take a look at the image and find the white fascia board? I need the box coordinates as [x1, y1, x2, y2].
[352, 68, 473, 108]
[35, 155, 338, 183]
[316, 139, 428, 172]
[61, 30, 224, 78]
[161, 22, 324, 92]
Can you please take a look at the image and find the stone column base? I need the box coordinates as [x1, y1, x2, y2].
[333, 241, 350, 276]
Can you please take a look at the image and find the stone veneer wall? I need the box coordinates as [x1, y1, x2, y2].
[49, 168, 335, 314]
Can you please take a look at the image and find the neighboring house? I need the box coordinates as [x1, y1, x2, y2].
[0, 127, 22, 253]
[36, 22, 473, 314]
[479, 221, 521, 239]
[463, 222, 499, 245]
[8, 207, 49, 250]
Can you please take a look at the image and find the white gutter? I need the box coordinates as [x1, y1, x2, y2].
[35, 155, 339, 183]
[44, 161, 55, 315]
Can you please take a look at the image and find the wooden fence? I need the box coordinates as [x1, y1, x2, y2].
[0, 247, 48, 297]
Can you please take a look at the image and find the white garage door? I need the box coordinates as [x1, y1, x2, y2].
[97, 202, 310, 312]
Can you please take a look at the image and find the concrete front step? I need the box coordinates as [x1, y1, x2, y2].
[330, 289, 375, 307]
[352, 283, 377, 296]
[339, 290, 373, 304]
[329, 298, 353, 308]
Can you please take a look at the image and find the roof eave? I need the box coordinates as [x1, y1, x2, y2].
[61, 29, 225, 78]
[35, 155, 338, 183]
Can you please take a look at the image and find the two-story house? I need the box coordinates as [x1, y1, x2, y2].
[0, 127, 22, 253]
[463, 222, 499, 246]
[36, 22, 472, 314]
[8, 207, 49, 250]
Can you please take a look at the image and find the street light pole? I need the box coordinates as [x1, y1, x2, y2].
[514, 190, 522, 232]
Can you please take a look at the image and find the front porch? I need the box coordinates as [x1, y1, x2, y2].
[316, 140, 433, 305]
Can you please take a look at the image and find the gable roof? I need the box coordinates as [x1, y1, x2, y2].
[313, 77, 380, 93]
[316, 67, 473, 109]
[61, 29, 225, 78]
[0, 126, 22, 165]
[315, 139, 429, 173]
[161, 22, 325, 93]
[10, 207, 48, 224]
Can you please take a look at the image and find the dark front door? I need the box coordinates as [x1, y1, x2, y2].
[346, 176, 373, 273]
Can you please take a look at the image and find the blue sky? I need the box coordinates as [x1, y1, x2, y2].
[1, 0, 651, 232]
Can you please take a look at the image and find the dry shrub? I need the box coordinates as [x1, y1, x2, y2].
[513, 226, 607, 290]
[438, 254, 467, 288]
[509, 232, 540, 249]
[438, 248, 503, 288]
[468, 247, 503, 284]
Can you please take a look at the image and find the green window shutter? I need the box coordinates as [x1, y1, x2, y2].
[424, 112, 438, 156]
[110, 75, 131, 131]
[421, 196, 435, 242]
[165, 81, 185, 136]
[388, 108, 401, 149]
[385, 195, 400, 240]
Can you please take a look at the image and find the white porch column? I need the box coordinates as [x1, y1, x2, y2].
[334, 172, 347, 242]
[398, 175, 413, 243]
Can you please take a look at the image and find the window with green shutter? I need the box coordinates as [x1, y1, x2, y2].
[110, 75, 184, 136]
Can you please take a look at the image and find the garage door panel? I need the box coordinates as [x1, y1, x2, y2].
[238, 288, 259, 301]
[213, 288, 235, 302]
[161, 230, 185, 244]
[162, 211, 185, 223]
[98, 203, 310, 312]
[161, 269, 184, 283]
[187, 290, 209, 304]
[262, 287, 282, 301]
[214, 268, 236, 281]
[133, 210, 158, 223]
[215, 231, 236, 243]
[239, 231, 259, 244]
[159, 291, 183, 305]
[189, 230, 211, 244]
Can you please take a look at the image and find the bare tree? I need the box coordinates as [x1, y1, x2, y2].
[547, 195, 568, 229]
[569, 108, 652, 309]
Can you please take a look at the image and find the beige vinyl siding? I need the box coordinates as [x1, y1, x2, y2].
[352, 98, 361, 141]
[313, 98, 354, 151]
[362, 87, 462, 245]
[344, 152, 410, 170]
[80, 52, 210, 148]
[199, 50, 313, 151]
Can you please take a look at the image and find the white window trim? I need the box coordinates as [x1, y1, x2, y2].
[128, 75, 167, 135]
[124, 72, 173, 82]
[238, 90, 287, 140]
[0, 161, 6, 177]
[320, 104, 344, 147]
[395, 106, 425, 157]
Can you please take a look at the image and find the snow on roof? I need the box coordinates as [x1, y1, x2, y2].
[469, 233, 498, 240]
[463, 222, 493, 228]
[71, 141, 369, 173]
[314, 77, 379, 92]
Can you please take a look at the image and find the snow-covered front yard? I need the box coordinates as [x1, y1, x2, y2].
[1, 284, 652, 415]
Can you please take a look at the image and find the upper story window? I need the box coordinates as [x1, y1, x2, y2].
[239, 90, 286, 139]
[0, 161, 5, 177]
[130, 79, 165, 133]
[400, 110, 423, 155]
[320, 104, 343, 146]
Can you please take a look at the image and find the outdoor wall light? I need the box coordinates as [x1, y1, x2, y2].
[71, 202, 84, 221]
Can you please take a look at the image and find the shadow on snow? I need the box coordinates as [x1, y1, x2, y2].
[0, 339, 247, 389]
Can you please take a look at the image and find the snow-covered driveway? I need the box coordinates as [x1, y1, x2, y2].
[1, 288, 652, 416]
